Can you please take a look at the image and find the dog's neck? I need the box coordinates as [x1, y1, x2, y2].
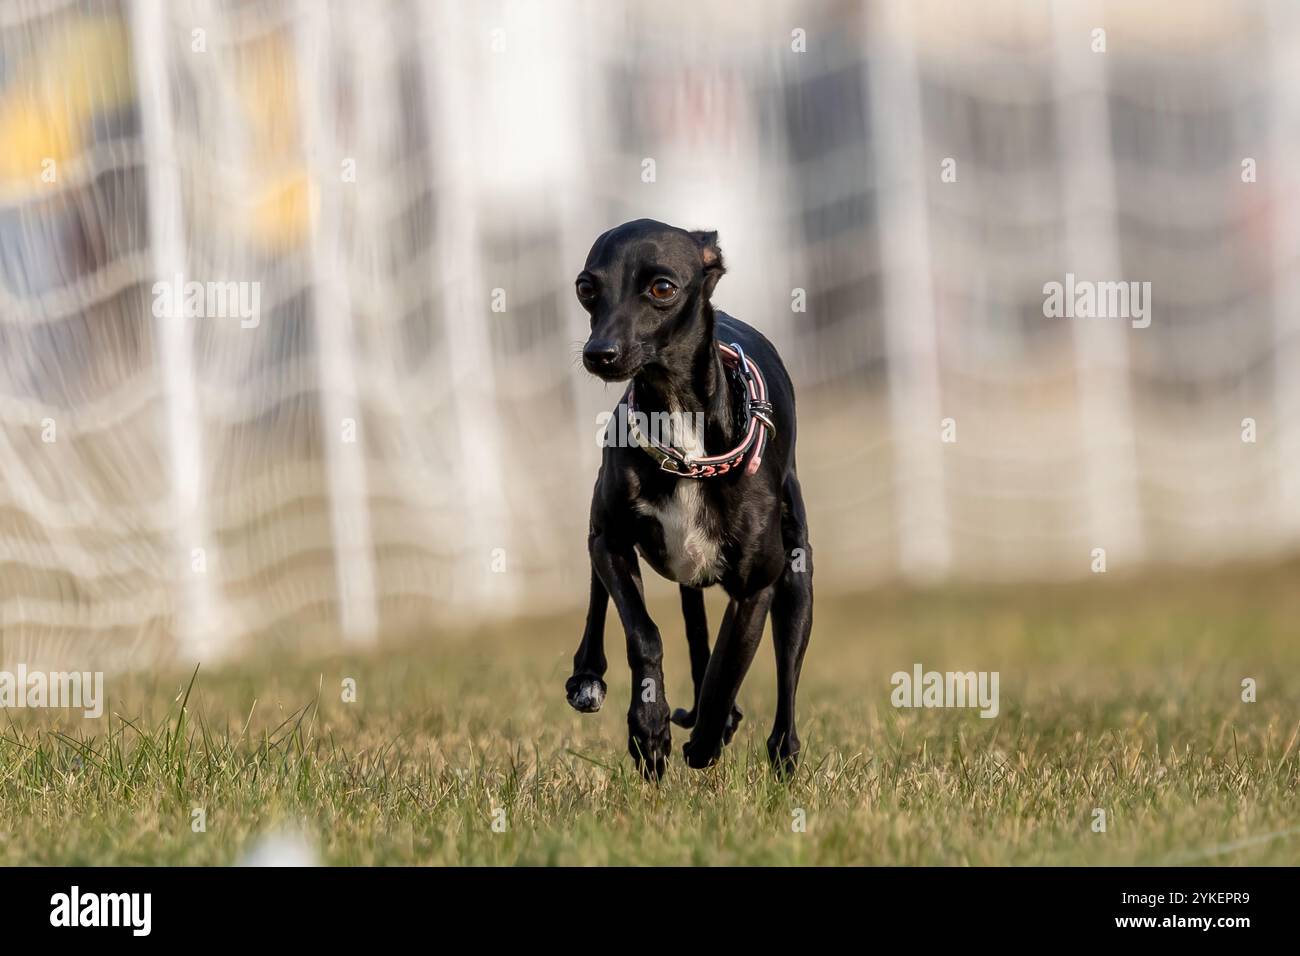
[632, 307, 736, 456]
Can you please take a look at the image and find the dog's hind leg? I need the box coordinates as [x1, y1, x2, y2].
[669, 586, 711, 729]
[681, 585, 772, 769]
[566, 564, 609, 713]
[768, 473, 813, 775]
[671, 588, 743, 743]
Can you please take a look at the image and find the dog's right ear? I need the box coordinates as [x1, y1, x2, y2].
[689, 230, 726, 299]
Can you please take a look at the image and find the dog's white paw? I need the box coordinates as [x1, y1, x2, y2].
[566, 676, 606, 713]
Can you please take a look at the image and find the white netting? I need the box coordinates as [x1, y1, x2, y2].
[1, 0, 1297, 666]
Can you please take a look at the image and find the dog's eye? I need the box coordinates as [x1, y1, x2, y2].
[575, 279, 597, 302]
[649, 279, 678, 301]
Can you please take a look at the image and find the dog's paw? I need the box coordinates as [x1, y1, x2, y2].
[681, 734, 722, 770]
[565, 673, 607, 713]
[680, 704, 743, 769]
[766, 730, 801, 777]
[628, 704, 672, 781]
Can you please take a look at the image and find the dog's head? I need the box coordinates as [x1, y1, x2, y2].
[576, 219, 725, 382]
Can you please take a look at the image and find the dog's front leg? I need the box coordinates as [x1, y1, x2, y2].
[566, 564, 609, 713]
[683, 585, 773, 769]
[589, 533, 672, 780]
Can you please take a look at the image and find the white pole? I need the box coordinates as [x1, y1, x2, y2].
[1268, 0, 1300, 542]
[420, 0, 516, 612]
[295, 0, 378, 642]
[866, 0, 952, 580]
[131, 0, 222, 659]
[1050, 0, 1146, 568]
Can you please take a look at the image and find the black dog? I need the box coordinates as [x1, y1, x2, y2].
[565, 218, 813, 778]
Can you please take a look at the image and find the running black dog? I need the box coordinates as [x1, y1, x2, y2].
[566, 218, 813, 779]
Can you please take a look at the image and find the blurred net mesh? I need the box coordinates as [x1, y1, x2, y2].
[0, 0, 1297, 668]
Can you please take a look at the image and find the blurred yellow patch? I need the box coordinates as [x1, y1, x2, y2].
[0, 16, 131, 190]
[249, 171, 316, 250]
[0, 98, 77, 185]
[235, 33, 314, 250]
[43, 16, 132, 116]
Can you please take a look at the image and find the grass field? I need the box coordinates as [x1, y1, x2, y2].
[2, 563, 1298, 865]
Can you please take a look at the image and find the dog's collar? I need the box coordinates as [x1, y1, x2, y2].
[624, 342, 775, 479]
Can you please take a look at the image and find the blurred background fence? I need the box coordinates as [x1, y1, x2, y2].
[1, 0, 1298, 667]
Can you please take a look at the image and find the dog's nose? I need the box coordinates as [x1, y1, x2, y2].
[583, 342, 621, 370]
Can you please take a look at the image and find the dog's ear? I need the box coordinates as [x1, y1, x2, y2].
[689, 230, 725, 299]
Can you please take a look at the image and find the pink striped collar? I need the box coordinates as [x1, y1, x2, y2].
[625, 342, 775, 479]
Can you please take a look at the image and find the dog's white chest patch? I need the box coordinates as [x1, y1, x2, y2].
[631, 408, 724, 586]
[634, 482, 724, 586]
